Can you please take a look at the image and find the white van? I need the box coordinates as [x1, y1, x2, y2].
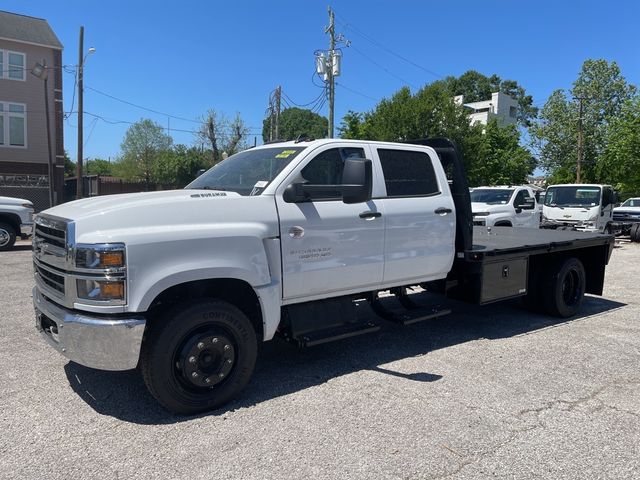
[541, 184, 615, 233]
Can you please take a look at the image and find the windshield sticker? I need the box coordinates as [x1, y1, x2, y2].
[275, 150, 297, 159]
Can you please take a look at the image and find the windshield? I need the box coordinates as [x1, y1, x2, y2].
[544, 186, 601, 207]
[469, 188, 514, 204]
[621, 198, 640, 207]
[186, 147, 305, 195]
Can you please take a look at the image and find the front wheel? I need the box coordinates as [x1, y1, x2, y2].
[140, 300, 257, 415]
[543, 257, 586, 318]
[0, 222, 16, 251]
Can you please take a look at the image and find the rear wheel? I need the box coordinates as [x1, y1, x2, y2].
[542, 257, 586, 318]
[0, 222, 16, 251]
[631, 224, 640, 242]
[140, 300, 257, 415]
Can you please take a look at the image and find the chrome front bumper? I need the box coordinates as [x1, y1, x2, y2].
[21, 222, 34, 236]
[33, 287, 146, 371]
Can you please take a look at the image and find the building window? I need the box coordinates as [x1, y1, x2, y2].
[0, 50, 26, 81]
[0, 102, 27, 147]
[509, 106, 517, 118]
[378, 148, 439, 197]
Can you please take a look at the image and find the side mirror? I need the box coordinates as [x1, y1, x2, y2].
[341, 158, 372, 204]
[515, 197, 535, 210]
[282, 158, 373, 204]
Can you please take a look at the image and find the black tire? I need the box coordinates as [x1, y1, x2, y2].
[0, 222, 16, 251]
[543, 257, 586, 318]
[140, 300, 257, 415]
[631, 224, 640, 242]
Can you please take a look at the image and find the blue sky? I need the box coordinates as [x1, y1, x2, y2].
[4, 0, 639, 162]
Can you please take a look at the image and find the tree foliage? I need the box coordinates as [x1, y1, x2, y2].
[338, 81, 535, 186]
[262, 107, 328, 142]
[530, 59, 637, 184]
[440, 70, 538, 127]
[85, 158, 115, 176]
[598, 97, 640, 197]
[153, 145, 208, 186]
[118, 119, 173, 184]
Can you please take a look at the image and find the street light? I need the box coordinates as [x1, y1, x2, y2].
[30, 60, 54, 207]
[76, 24, 95, 199]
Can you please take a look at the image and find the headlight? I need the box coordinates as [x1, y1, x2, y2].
[474, 212, 491, 217]
[76, 279, 125, 301]
[76, 244, 126, 269]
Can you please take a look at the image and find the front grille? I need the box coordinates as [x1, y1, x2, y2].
[34, 263, 65, 294]
[613, 213, 640, 222]
[34, 223, 66, 249]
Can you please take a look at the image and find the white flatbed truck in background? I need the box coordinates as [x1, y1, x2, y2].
[32, 138, 614, 414]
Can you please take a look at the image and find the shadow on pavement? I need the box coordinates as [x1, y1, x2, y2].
[64, 293, 626, 425]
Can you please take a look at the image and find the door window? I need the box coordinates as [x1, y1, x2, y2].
[377, 149, 439, 197]
[514, 190, 534, 209]
[300, 147, 365, 200]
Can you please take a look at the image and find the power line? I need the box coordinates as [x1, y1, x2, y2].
[348, 43, 418, 89]
[334, 11, 442, 79]
[335, 82, 378, 102]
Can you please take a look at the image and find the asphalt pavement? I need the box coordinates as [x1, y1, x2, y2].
[0, 239, 638, 479]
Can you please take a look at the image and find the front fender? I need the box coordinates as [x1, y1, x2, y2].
[127, 235, 272, 312]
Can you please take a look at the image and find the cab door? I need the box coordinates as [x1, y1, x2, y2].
[373, 145, 456, 284]
[276, 144, 385, 301]
[513, 188, 537, 227]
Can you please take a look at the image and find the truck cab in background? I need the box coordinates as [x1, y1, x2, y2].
[0, 196, 34, 251]
[470, 186, 539, 228]
[541, 184, 615, 233]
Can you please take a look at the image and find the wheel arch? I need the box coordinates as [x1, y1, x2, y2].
[0, 213, 21, 232]
[145, 278, 265, 341]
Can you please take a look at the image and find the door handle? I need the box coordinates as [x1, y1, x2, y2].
[434, 207, 452, 215]
[359, 211, 382, 220]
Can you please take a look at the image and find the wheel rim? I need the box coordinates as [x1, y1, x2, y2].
[0, 228, 10, 247]
[173, 327, 237, 391]
[561, 268, 582, 307]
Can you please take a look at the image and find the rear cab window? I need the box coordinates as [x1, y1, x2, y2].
[377, 148, 440, 197]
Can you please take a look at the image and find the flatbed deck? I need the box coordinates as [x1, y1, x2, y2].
[468, 226, 615, 259]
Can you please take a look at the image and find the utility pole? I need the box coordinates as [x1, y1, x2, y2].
[76, 26, 84, 199]
[274, 85, 281, 140]
[576, 96, 584, 184]
[326, 6, 336, 138]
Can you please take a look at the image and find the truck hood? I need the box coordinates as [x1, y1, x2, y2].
[0, 195, 32, 206]
[543, 205, 599, 222]
[39, 189, 279, 244]
[613, 206, 640, 215]
[471, 202, 511, 215]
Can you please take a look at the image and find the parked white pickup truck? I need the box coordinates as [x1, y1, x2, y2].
[32, 138, 614, 414]
[470, 186, 539, 228]
[541, 184, 615, 233]
[0, 196, 34, 251]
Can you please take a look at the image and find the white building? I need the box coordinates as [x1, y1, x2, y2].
[454, 92, 518, 127]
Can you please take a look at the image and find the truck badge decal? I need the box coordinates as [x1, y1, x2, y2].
[190, 192, 227, 198]
[289, 247, 332, 261]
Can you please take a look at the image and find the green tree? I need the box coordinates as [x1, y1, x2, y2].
[337, 81, 534, 185]
[154, 145, 208, 186]
[441, 70, 538, 127]
[530, 59, 637, 183]
[63, 151, 76, 177]
[262, 107, 328, 142]
[85, 158, 114, 176]
[117, 119, 173, 186]
[598, 97, 640, 197]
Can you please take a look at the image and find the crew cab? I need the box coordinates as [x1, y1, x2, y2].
[541, 184, 615, 233]
[32, 138, 614, 414]
[470, 186, 539, 228]
[0, 195, 34, 251]
[612, 197, 640, 240]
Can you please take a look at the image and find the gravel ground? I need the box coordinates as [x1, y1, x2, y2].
[0, 239, 638, 480]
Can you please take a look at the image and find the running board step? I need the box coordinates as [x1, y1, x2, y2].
[296, 321, 380, 347]
[371, 300, 451, 326]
